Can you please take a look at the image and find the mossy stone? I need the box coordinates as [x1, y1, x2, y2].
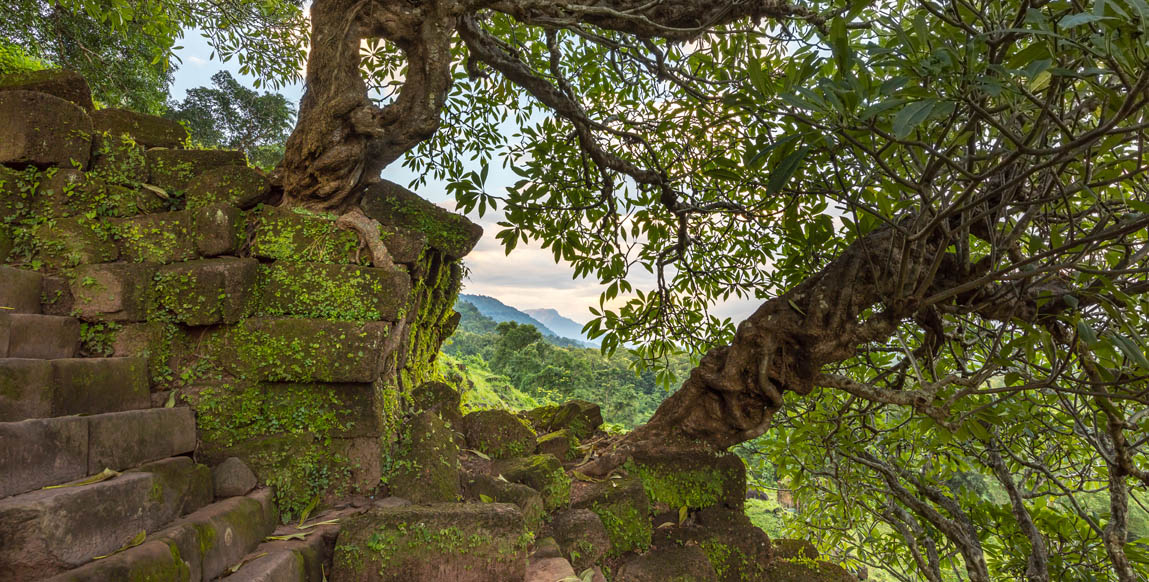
[113, 211, 198, 264]
[762, 559, 855, 582]
[387, 410, 460, 503]
[331, 503, 529, 582]
[462, 409, 537, 459]
[361, 180, 483, 260]
[146, 149, 245, 192]
[0, 69, 93, 109]
[536, 429, 578, 462]
[91, 108, 188, 149]
[616, 546, 718, 582]
[150, 258, 257, 326]
[191, 203, 244, 257]
[253, 262, 410, 322]
[32, 216, 119, 268]
[572, 474, 652, 555]
[0, 90, 93, 169]
[629, 448, 746, 511]
[654, 506, 771, 582]
[550, 508, 612, 571]
[462, 473, 545, 532]
[492, 454, 571, 511]
[411, 380, 463, 429]
[248, 205, 366, 265]
[185, 165, 269, 210]
[71, 262, 157, 321]
[772, 539, 819, 560]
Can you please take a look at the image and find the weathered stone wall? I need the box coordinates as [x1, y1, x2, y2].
[0, 70, 481, 522]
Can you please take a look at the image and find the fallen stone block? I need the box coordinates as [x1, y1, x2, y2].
[629, 447, 746, 511]
[213, 457, 258, 498]
[526, 538, 577, 582]
[493, 454, 571, 511]
[616, 545, 718, 582]
[463, 472, 546, 531]
[331, 502, 528, 582]
[462, 408, 537, 459]
[572, 474, 652, 555]
[0, 90, 92, 169]
[386, 410, 459, 503]
[551, 508, 612, 572]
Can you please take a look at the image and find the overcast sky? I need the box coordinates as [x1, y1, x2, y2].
[170, 33, 759, 327]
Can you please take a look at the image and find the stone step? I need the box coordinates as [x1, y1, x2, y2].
[0, 312, 79, 358]
[0, 456, 212, 580]
[0, 265, 43, 314]
[0, 406, 196, 498]
[0, 356, 149, 421]
[47, 488, 278, 582]
[221, 508, 353, 582]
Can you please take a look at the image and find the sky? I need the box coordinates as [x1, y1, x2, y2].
[169, 31, 759, 327]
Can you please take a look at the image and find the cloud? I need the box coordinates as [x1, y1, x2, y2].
[187, 55, 207, 66]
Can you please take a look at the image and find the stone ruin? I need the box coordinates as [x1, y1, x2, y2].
[0, 70, 856, 581]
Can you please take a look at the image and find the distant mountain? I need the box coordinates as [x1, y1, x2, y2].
[456, 294, 590, 348]
[524, 308, 598, 346]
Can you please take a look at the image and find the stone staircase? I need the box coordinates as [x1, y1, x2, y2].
[0, 265, 293, 581]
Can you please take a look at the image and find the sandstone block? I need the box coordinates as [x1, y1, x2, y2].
[72, 262, 157, 321]
[0, 358, 53, 421]
[411, 380, 463, 428]
[0, 265, 42, 313]
[113, 210, 198, 263]
[616, 546, 718, 582]
[40, 275, 75, 316]
[44, 540, 193, 582]
[763, 559, 857, 582]
[0, 69, 93, 110]
[207, 318, 390, 382]
[654, 506, 772, 582]
[192, 203, 244, 256]
[379, 224, 427, 264]
[158, 488, 279, 581]
[222, 550, 305, 582]
[537, 429, 577, 462]
[107, 321, 176, 382]
[254, 262, 410, 321]
[331, 503, 528, 582]
[462, 408, 537, 459]
[91, 108, 187, 149]
[147, 148, 246, 192]
[50, 357, 150, 417]
[493, 454, 571, 511]
[87, 407, 196, 474]
[629, 448, 746, 511]
[362, 180, 483, 259]
[0, 91, 92, 169]
[186, 164, 269, 209]
[572, 474, 652, 555]
[151, 258, 258, 325]
[0, 415, 87, 498]
[387, 410, 459, 503]
[1, 313, 79, 359]
[0, 457, 206, 579]
[249, 205, 365, 264]
[526, 538, 577, 582]
[462, 472, 546, 531]
[551, 508, 612, 571]
[89, 131, 148, 184]
[33, 216, 119, 267]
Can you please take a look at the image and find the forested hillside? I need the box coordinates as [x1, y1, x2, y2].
[442, 302, 691, 428]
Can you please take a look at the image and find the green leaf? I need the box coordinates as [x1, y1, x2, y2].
[766, 147, 810, 195]
[1059, 13, 1107, 27]
[892, 100, 935, 139]
[479, 494, 494, 503]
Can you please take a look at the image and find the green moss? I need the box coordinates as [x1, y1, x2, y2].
[629, 460, 727, 510]
[592, 501, 651, 555]
[335, 542, 364, 575]
[361, 521, 528, 575]
[699, 538, 764, 582]
[248, 206, 365, 265]
[114, 214, 194, 263]
[252, 262, 400, 321]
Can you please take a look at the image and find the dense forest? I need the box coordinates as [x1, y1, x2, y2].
[441, 302, 692, 429]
